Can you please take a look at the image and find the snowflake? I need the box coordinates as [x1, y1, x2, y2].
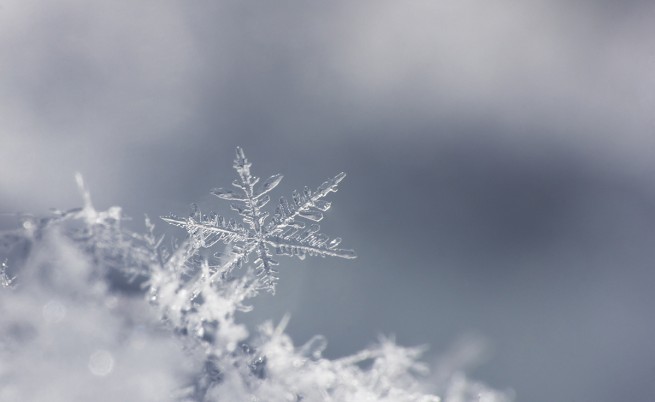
[162, 147, 356, 293]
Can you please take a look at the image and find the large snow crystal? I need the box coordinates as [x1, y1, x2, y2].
[162, 147, 356, 293]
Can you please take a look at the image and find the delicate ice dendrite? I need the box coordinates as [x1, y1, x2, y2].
[163, 147, 356, 293]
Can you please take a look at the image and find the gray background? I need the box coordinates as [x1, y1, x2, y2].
[2, 1, 655, 401]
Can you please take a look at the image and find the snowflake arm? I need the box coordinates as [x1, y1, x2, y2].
[161, 213, 249, 248]
[266, 172, 346, 233]
[266, 226, 356, 260]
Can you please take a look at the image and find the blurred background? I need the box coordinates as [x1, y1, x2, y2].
[1, 1, 655, 400]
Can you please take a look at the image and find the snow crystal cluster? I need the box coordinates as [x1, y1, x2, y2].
[0, 148, 512, 402]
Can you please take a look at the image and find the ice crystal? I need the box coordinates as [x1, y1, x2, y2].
[162, 147, 356, 293]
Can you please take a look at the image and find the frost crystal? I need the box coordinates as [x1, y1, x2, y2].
[163, 147, 356, 293]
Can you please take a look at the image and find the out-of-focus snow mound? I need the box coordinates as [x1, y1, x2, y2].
[0, 229, 195, 402]
[0, 222, 512, 402]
